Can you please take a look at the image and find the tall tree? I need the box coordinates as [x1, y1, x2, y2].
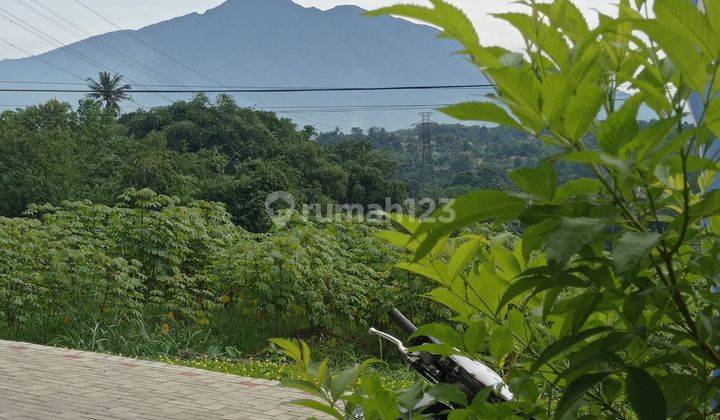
[86, 72, 131, 114]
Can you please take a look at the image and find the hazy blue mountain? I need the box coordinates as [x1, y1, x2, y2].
[0, 0, 485, 130]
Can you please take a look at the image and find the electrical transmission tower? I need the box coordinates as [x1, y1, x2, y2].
[417, 112, 439, 200]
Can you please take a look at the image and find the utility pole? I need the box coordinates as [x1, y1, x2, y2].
[417, 112, 439, 201]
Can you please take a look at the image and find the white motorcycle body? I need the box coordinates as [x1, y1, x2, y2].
[448, 354, 514, 401]
[369, 327, 514, 403]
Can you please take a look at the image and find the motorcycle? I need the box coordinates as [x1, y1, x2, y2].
[366, 308, 514, 418]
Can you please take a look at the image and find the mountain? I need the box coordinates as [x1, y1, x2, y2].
[0, 0, 485, 130]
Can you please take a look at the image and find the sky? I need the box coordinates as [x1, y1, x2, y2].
[0, 0, 616, 60]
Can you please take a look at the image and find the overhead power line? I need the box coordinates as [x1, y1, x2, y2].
[0, 80, 498, 89]
[17, 0, 181, 87]
[0, 38, 85, 81]
[0, 8, 108, 71]
[0, 83, 496, 94]
[1, 4, 162, 106]
[72, 0, 225, 88]
[0, 102, 452, 111]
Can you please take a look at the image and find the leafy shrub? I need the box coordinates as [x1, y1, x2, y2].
[212, 215, 439, 336]
[0, 190, 439, 357]
[278, 0, 720, 418]
[0, 189, 231, 337]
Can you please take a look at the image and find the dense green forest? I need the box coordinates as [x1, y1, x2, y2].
[1, 94, 593, 231]
[319, 122, 593, 198]
[0, 95, 405, 232]
[0, 94, 535, 360]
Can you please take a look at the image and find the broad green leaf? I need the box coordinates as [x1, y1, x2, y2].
[658, 374, 703, 413]
[625, 367, 668, 420]
[634, 19, 709, 93]
[522, 219, 558, 262]
[508, 308, 530, 344]
[411, 323, 464, 349]
[541, 73, 572, 126]
[497, 272, 586, 312]
[397, 381, 426, 412]
[654, 0, 719, 56]
[485, 66, 544, 131]
[705, 96, 720, 139]
[426, 287, 474, 319]
[567, 46, 602, 92]
[463, 321, 488, 354]
[464, 271, 508, 317]
[564, 83, 605, 141]
[389, 212, 422, 235]
[558, 151, 627, 171]
[281, 379, 322, 396]
[559, 352, 624, 384]
[532, 0, 590, 43]
[489, 325, 514, 367]
[710, 215, 720, 235]
[410, 342, 459, 357]
[679, 190, 720, 227]
[629, 117, 677, 162]
[554, 178, 603, 202]
[531, 326, 613, 371]
[706, 0, 720, 35]
[440, 102, 521, 129]
[359, 377, 402, 419]
[467, 389, 499, 416]
[597, 98, 640, 155]
[646, 130, 696, 171]
[377, 230, 416, 251]
[429, 383, 469, 407]
[493, 13, 570, 66]
[621, 72, 673, 116]
[554, 372, 611, 419]
[301, 341, 311, 368]
[447, 237, 484, 280]
[509, 161, 557, 202]
[311, 358, 330, 385]
[290, 399, 343, 420]
[269, 338, 302, 363]
[545, 217, 606, 264]
[570, 331, 635, 366]
[664, 154, 717, 174]
[464, 45, 517, 69]
[569, 292, 603, 334]
[331, 361, 373, 401]
[396, 261, 446, 284]
[612, 232, 660, 275]
[367, 1, 478, 49]
[414, 190, 527, 260]
[493, 13, 536, 44]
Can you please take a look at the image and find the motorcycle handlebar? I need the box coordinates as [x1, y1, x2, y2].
[389, 308, 417, 336]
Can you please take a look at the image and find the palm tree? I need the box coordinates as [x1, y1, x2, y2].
[86, 71, 131, 114]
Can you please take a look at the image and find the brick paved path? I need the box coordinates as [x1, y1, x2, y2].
[0, 340, 324, 419]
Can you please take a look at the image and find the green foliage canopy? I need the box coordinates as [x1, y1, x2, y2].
[278, 0, 720, 418]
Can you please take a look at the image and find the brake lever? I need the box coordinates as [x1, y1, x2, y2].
[369, 327, 409, 355]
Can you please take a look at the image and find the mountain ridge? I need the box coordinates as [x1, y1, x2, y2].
[0, 0, 484, 129]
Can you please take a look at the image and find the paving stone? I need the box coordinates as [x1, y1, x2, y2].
[0, 340, 329, 419]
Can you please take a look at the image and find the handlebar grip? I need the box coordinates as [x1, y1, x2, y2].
[389, 308, 417, 336]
